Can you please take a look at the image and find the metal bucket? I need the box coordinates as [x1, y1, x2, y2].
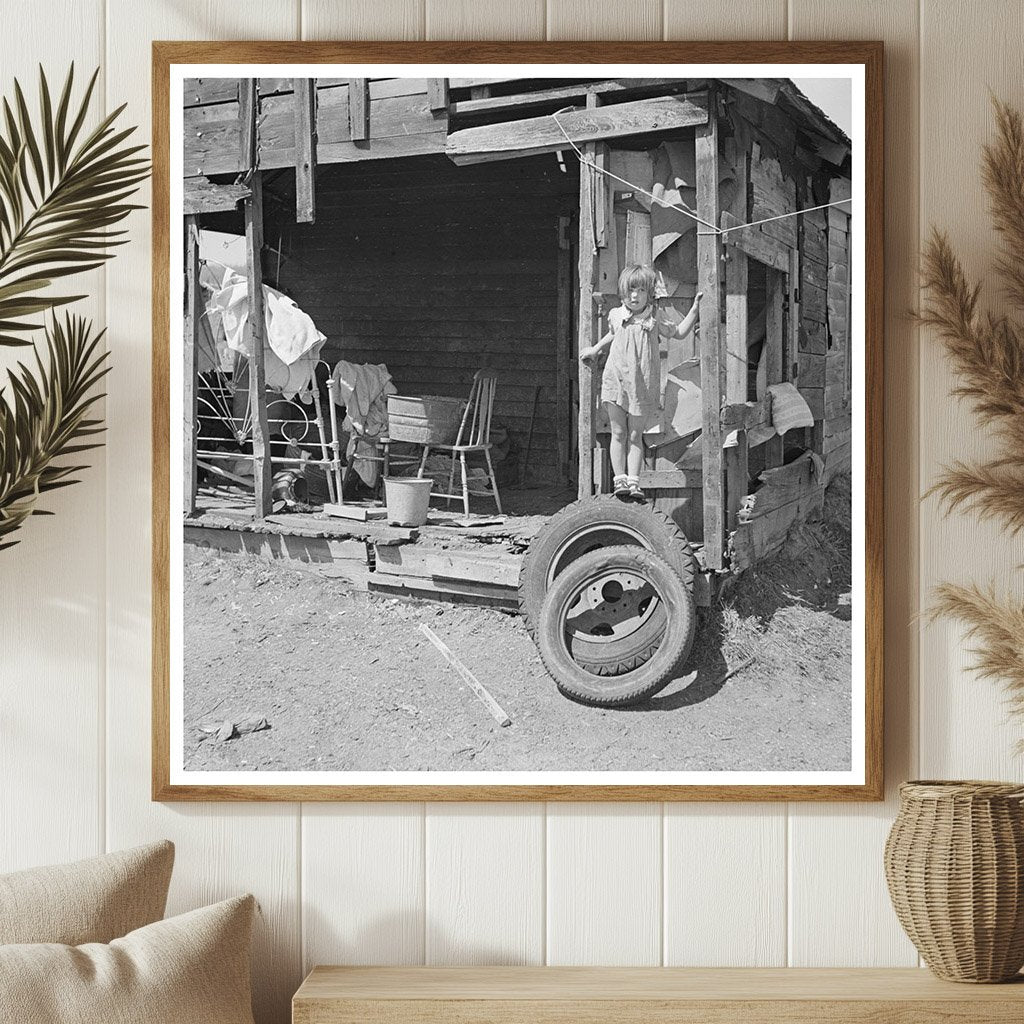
[383, 476, 434, 527]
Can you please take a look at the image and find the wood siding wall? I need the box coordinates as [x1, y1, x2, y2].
[257, 155, 577, 481]
[10, 4, 1024, 1024]
[728, 90, 851, 478]
[184, 77, 449, 174]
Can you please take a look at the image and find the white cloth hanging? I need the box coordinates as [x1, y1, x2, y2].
[197, 259, 326, 400]
[330, 361, 397, 487]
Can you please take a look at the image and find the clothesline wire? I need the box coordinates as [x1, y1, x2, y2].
[550, 108, 851, 239]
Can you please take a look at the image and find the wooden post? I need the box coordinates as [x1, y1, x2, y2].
[239, 78, 257, 169]
[724, 245, 748, 531]
[765, 268, 786, 468]
[594, 145, 608, 248]
[348, 78, 369, 141]
[184, 215, 200, 516]
[427, 78, 449, 113]
[576, 93, 602, 501]
[556, 215, 573, 484]
[245, 172, 273, 518]
[294, 78, 317, 224]
[696, 92, 725, 570]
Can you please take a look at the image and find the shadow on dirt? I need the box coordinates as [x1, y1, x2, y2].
[625, 474, 853, 713]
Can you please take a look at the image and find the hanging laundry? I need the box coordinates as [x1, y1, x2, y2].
[197, 259, 326, 400]
[331, 361, 397, 488]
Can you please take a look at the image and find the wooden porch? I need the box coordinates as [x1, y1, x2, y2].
[184, 486, 576, 611]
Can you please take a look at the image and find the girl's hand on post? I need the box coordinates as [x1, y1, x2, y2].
[580, 346, 597, 365]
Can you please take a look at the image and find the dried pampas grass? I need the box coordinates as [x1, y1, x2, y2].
[919, 97, 1024, 728]
[931, 584, 1024, 736]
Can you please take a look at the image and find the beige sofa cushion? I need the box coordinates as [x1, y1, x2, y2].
[0, 894, 256, 1024]
[0, 840, 174, 945]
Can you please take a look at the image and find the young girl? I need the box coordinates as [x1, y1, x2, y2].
[581, 264, 702, 500]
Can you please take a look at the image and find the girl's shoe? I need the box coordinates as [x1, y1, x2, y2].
[613, 474, 631, 497]
[626, 477, 645, 502]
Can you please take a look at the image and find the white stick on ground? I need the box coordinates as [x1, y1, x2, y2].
[419, 623, 512, 727]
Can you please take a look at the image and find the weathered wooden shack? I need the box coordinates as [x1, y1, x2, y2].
[182, 75, 852, 584]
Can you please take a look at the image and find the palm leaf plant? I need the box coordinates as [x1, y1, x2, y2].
[0, 64, 147, 548]
[0, 314, 110, 550]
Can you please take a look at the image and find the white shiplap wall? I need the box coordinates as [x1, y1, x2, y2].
[4, 2, 1024, 1022]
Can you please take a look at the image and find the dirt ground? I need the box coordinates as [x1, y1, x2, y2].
[183, 480, 853, 773]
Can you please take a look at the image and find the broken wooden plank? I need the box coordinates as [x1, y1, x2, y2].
[757, 451, 817, 490]
[730, 483, 825, 572]
[183, 176, 251, 215]
[294, 78, 317, 223]
[420, 623, 512, 727]
[445, 91, 708, 165]
[740, 476, 824, 528]
[696, 90, 724, 572]
[348, 77, 369, 141]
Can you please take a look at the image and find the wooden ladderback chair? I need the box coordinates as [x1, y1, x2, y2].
[457, 369, 497, 448]
[417, 369, 502, 518]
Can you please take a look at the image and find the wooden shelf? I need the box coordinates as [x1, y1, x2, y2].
[293, 966, 1024, 1023]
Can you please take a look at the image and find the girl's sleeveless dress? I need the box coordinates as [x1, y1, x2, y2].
[600, 303, 661, 418]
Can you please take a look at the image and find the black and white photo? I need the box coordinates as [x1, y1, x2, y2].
[155, 50, 881, 799]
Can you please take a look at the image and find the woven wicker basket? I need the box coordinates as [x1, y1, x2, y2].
[884, 780, 1024, 982]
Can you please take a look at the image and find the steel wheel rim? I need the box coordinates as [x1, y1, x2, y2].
[563, 568, 661, 649]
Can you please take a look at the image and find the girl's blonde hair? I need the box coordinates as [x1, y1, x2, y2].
[617, 263, 657, 300]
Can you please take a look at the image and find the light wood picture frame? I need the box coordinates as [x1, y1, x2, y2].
[153, 41, 883, 801]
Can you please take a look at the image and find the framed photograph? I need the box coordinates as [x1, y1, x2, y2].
[153, 42, 883, 801]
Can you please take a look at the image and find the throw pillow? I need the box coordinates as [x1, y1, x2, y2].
[0, 894, 256, 1024]
[0, 840, 174, 945]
